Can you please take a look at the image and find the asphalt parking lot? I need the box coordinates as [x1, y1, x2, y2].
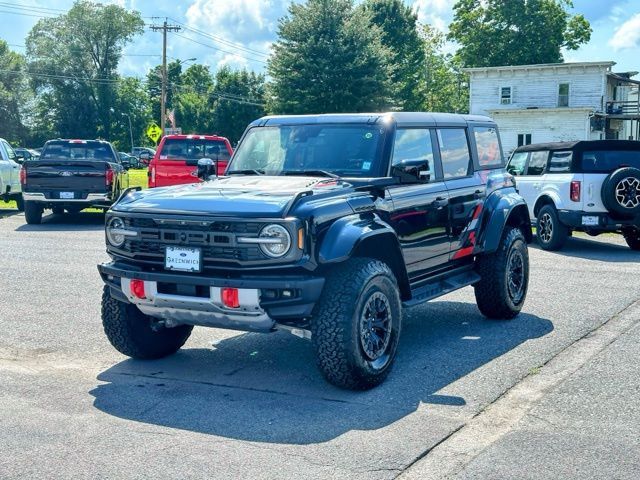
[1, 210, 639, 479]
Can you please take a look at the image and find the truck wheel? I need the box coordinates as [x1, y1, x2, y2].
[24, 201, 43, 225]
[474, 227, 529, 320]
[311, 258, 402, 390]
[536, 205, 568, 251]
[623, 229, 640, 251]
[101, 286, 193, 359]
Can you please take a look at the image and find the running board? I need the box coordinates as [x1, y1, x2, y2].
[403, 270, 481, 307]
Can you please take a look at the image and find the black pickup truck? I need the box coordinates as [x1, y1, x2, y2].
[21, 139, 129, 224]
[99, 113, 532, 390]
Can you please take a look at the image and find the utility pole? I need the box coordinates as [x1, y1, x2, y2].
[150, 19, 181, 135]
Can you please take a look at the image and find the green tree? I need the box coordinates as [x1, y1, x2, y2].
[146, 60, 184, 126]
[26, 0, 144, 139]
[448, 0, 592, 67]
[0, 40, 29, 144]
[267, 0, 392, 114]
[173, 64, 214, 134]
[360, 0, 427, 110]
[112, 77, 152, 151]
[210, 66, 266, 143]
[422, 26, 468, 113]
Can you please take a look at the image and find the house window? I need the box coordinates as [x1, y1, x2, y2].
[517, 134, 532, 147]
[558, 83, 569, 107]
[500, 86, 512, 105]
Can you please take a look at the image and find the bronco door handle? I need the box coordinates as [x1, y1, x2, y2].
[434, 196, 449, 208]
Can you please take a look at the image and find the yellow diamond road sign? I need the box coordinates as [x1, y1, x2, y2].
[146, 123, 162, 143]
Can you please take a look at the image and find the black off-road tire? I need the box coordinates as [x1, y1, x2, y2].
[474, 227, 529, 320]
[101, 286, 193, 359]
[536, 204, 569, 251]
[24, 201, 43, 224]
[15, 195, 24, 212]
[623, 229, 640, 251]
[311, 258, 402, 390]
[52, 206, 64, 215]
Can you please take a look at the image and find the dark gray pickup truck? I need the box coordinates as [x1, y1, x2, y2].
[21, 139, 129, 224]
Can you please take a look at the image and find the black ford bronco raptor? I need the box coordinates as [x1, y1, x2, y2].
[99, 113, 532, 390]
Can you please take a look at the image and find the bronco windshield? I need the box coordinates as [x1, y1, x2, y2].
[228, 124, 388, 177]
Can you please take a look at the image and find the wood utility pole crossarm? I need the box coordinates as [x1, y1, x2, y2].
[150, 19, 181, 135]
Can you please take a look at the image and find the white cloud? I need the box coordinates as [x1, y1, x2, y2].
[608, 12, 640, 51]
[411, 0, 455, 32]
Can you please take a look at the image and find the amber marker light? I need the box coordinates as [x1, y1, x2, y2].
[298, 227, 304, 249]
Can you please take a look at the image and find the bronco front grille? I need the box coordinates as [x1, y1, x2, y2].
[113, 217, 267, 267]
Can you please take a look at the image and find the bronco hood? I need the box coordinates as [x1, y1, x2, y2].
[112, 175, 351, 217]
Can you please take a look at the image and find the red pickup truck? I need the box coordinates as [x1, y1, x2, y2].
[148, 134, 233, 188]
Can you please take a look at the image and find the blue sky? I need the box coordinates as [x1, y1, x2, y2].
[2, 0, 640, 77]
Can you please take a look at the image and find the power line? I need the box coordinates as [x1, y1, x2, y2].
[173, 32, 267, 66]
[169, 18, 270, 60]
[149, 19, 182, 133]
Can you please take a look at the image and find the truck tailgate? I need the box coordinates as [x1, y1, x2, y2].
[25, 160, 108, 192]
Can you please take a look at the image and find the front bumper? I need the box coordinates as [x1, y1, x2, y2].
[558, 210, 640, 231]
[98, 261, 325, 333]
[23, 192, 110, 203]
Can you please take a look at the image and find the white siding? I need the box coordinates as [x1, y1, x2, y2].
[469, 64, 607, 116]
[493, 110, 590, 154]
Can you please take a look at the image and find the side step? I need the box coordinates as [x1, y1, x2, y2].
[403, 270, 481, 307]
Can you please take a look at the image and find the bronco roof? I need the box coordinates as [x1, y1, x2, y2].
[514, 140, 640, 153]
[250, 112, 494, 128]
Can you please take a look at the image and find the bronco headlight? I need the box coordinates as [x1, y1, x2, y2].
[258, 224, 292, 258]
[106, 217, 136, 247]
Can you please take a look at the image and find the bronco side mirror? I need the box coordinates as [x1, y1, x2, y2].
[391, 159, 431, 184]
[197, 157, 217, 180]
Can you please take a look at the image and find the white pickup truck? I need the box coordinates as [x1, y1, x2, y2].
[0, 138, 23, 211]
[506, 140, 640, 251]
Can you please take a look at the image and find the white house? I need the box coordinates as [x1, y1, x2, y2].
[463, 61, 640, 154]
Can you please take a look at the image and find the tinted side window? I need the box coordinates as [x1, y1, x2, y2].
[527, 151, 548, 175]
[437, 129, 471, 178]
[392, 129, 436, 181]
[507, 152, 528, 176]
[549, 151, 572, 173]
[474, 127, 502, 167]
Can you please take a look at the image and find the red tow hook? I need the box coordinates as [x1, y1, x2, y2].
[130, 279, 146, 299]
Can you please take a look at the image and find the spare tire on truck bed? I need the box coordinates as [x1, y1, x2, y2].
[601, 167, 640, 217]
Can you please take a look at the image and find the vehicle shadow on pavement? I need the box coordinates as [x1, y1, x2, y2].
[15, 212, 105, 231]
[0, 208, 20, 218]
[91, 301, 553, 445]
[531, 235, 638, 263]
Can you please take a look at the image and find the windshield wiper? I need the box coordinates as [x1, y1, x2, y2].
[226, 169, 265, 175]
[280, 170, 339, 178]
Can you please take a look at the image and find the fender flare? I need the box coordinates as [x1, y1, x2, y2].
[533, 191, 562, 217]
[476, 188, 533, 254]
[318, 214, 400, 264]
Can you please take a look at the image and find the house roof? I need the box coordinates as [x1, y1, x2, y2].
[463, 61, 616, 74]
[608, 72, 640, 86]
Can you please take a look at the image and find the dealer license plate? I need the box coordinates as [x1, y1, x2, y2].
[59, 192, 74, 199]
[582, 215, 599, 226]
[165, 246, 201, 272]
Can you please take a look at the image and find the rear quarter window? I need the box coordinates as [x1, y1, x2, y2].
[582, 150, 640, 172]
[473, 126, 503, 168]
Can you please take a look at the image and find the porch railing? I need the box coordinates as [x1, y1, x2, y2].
[606, 100, 640, 115]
